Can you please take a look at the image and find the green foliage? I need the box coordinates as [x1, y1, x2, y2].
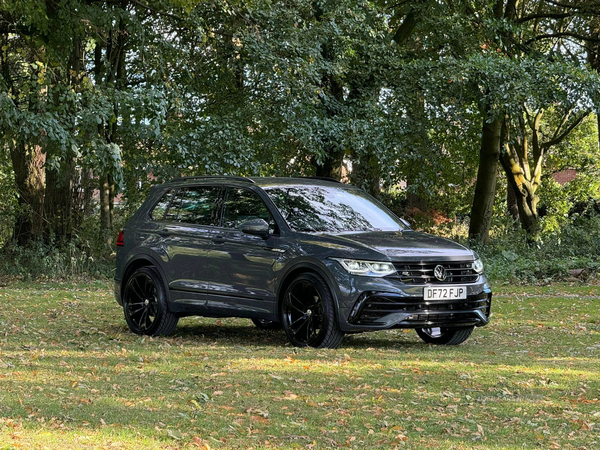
[2, 0, 600, 277]
[475, 216, 600, 284]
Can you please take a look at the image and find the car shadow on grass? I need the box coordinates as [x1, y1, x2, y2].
[174, 322, 289, 347]
[150, 318, 423, 350]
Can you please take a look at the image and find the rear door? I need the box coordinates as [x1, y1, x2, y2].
[205, 187, 282, 318]
[153, 185, 224, 310]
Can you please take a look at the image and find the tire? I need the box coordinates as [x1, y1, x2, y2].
[281, 272, 344, 349]
[122, 266, 179, 336]
[415, 326, 474, 345]
[251, 318, 281, 330]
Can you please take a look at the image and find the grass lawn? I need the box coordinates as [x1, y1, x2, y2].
[0, 281, 599, 449]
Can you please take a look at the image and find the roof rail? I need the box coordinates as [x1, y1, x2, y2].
[302, 176, 342, 183]
[170, 175, 255, 184]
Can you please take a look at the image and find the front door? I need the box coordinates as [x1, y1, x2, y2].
[205, 187, 283, 318]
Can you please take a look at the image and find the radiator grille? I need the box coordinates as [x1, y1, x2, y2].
[389, 261, 479, 284]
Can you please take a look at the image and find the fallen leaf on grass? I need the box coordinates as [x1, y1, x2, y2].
[167, 429, 184, 440]
[283, 391, 298, 400]
[250, 415, 269, 424]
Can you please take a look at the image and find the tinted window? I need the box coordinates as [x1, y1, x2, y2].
[151, 190, 174, 221]
[164, 187, 222, 226]
[265, 185, 405, 233]
[222, 188, 275, 231]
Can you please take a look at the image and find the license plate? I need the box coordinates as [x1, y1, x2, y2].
[423, 286, 467, 301]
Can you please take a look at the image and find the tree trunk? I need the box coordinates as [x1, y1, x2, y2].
[406, 172, 428, 211]
[9, 141, 45, 244]
[406, 85, 428, 211]
[81, 169, 95, 217]
[100, 173, 112, 231]
[109, 174, 115, 229]
[499, 139, 541, 241]
[515, 191, 540, 239]
[586, 23, 600, 148]
[351, 152, 380, 196]
[507, 181, 519, 222]
[314, 72, 345, 180]
[501, 164, 540, 240]
[44, 161, 75, 242]
[315, 147, 345, 180]
[468, 116, 502, 243]
[597, 114, 600, 149]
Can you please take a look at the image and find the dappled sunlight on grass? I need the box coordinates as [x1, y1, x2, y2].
[0, 282, 599, 449]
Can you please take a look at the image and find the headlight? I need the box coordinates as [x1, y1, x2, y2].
[472, 258, 484, 274]
[332, 258, 396, 277]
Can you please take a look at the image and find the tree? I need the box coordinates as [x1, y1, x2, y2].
[467, 0, 519, 243]
[501, 106, 591, 239]
[0, 0, 168, 245]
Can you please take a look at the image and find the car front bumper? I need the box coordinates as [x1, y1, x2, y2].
[323, 260, 493, 333]
[344, 289, 492, 330]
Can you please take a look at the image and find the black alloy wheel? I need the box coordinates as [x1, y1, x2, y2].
[281, 273, 344, 348]
[123, 266, 178, 336]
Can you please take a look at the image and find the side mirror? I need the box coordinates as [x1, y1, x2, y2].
[400, 218, 412, 229]
[240, 218, 270, 239]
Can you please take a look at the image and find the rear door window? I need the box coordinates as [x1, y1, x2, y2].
[151, 190, 175, 221]
[160, 186, 223, 226]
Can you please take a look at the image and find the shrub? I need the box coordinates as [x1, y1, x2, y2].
[472, 217, 600, 284]
[0, 238, 113, 281]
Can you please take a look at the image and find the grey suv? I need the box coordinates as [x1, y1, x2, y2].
[115, 176, 492, 348]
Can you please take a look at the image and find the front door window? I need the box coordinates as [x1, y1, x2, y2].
[222, 188, 276, 232]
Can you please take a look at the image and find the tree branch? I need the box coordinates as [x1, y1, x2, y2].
[517, 12, 578, 23]
[542, 0, 600, 10]
[393, 9, 419, 46]
[525, 32, 600, 45]
[129, 0, 183, 22]
[551, 109, 573, 141]
[542, 111, 590, 148]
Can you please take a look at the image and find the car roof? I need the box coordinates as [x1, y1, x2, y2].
[162, 176, 350, 189]
[252, 177, 345, 188]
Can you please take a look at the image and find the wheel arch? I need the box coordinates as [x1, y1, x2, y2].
[121, 254, 170, 303]
[275, 260, 341, 322]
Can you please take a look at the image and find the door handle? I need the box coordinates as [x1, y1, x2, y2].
[212, 234, 226, 244]
[157, 228, 170, 236]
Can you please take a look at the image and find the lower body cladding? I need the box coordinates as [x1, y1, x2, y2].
[330, 266, 493, 333]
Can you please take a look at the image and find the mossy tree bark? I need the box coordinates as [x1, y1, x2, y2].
[500, 108, 589, 241]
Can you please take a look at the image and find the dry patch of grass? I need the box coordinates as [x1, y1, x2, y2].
[0, 281, 599, 449]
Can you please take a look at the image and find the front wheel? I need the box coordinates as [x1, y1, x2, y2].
[123, 266, 178, 336]
[281, 273, 344, 349]
[416, 326, 474, 345]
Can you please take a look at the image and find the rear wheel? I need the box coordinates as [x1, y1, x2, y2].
[251, 318, 281, 330]
[415, 326, 474, 345]
[123, 266, 178, 336]
[281, 273, 344, 349]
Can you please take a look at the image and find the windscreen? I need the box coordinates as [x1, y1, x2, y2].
[265, 185, 405, 233]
